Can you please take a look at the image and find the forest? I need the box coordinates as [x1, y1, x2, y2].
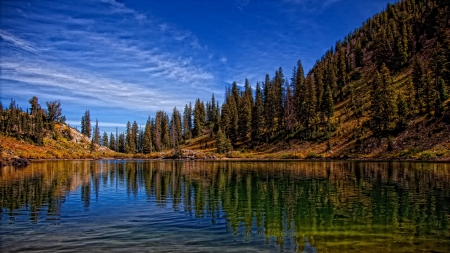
[1, 0, 449, 159]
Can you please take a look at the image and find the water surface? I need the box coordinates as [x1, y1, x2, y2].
[1, 160, 449, 252]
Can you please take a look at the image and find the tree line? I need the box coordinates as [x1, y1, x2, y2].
[0, 96, 66, 145]
[1, 0, 449, 155]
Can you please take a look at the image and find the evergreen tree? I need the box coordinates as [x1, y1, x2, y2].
[438, 77, 448, 101]
[171, 107, 182, 149]
[102, 131, 108, 147]
[273, 68, 285, 131]
[81, 116, 85, 135]
[263, 74, 275, 136]
[238, 79, 252, 142]
[370, 65, 397, 134]
[154, 112, 162, 151]
[90, 119, 100, 152]
[251, 82, 265, 141]
[337, 45, 347, 100]
[412, 58, 425, 111]
[321, 82, 334, 123]
[304, 76, 317, 133]
[81, 110, 91, 138]
[109, 133, 116, 151]
[396, 93, 409, 130]
[183, 104, 192, 141]
[193, 98, 206, 137]
[216, 128, 233, 154]
[118, 133, 126, 153]
[131, 121, 139, 153]
[29, 96, 41, 116]
[46, 100, 63, 125]
[284, 80, 295, 132]
[142, 117, 152, 154]
[354, 40, 364, 67]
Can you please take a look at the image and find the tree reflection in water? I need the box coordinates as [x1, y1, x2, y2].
[1, 160, 449, 252]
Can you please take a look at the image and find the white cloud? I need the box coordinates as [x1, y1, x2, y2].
[0, 29, 39, 53]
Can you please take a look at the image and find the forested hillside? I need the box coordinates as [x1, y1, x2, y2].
[1, 0, 449, 160]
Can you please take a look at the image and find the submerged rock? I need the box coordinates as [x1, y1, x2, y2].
[13, 157, 31, 167]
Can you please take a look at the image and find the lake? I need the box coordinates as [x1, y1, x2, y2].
[1, 160, 449, 252]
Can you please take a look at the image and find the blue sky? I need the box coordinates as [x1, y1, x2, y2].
[1, 0, 395, 133]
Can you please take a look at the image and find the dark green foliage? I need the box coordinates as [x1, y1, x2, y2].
[354, 41, 364, 67]
[251, 82, 264, 141]
[238, 79, 252, 142]
[171, 107, 182, 149]
[109, 133, 116, 151]
[216, 128, 233, 154]
[321, 82, 334, 121]
[81, 110, 91, 138]
[90, 119, 100, 152]
[396, 93, 409, 130]
[142, 117, 152, 154]
[370, 65, 397, 134]
[193, 98, 206, 137]
[102, 132, 108, 147]
[0, 96, 70, 145]
[46, 100, 63, 123]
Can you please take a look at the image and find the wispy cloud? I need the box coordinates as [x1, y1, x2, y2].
[236, 0, 251, 11]
[1, 0, 218, 115]
[0, 58, 185, 112]
[100, 0, 146, 21]
[0, 29, 38, 53]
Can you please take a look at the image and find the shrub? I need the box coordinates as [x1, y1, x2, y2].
[419, 151, 436, 160]
[306, 152, 322, 159]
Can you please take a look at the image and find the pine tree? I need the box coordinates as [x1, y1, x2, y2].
[81, 116, 85, 135]
[183, 104, 192, 141]
[251, 82, 265, 141]
[293, 62, 307, 129]
[125, 121, 132, 153]
[337, 46, 347, 100]
[274, 68, 285, 131]
[171, 107, 182, 149]
[193, 98, 206, 137]
[238, 79, 252, 142]
[155, 112, 162, 151]
[82, 110, 91, 138]
[161, 112, 171, 150]
[304, 76, 317, 133]
[109, 133, 116, 151]
[216, 128, 233, 154]
[370, 65, 397, 134]
[131, 121, 139, 153]
[438, 77, 448, 101]
[321, 82, 334, 123]
[142, 117, 152, 154]
[46, 100, 63, 126]
[396, 93, 409, 130]
[354, 40, 364, 68]
[284, 80, 295, 132]
[102, 132, 108, 147]
[226, 83, 239, 144]
[412, 58, 425, 111]
[118, 133, 125, 153]
[90, 119, 100, 152]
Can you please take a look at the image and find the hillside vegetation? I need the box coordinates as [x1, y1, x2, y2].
[1, 0, 450, 162]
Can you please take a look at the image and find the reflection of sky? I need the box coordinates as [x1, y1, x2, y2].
[1, 160, 450, 252]
[1, 0, 395, 133]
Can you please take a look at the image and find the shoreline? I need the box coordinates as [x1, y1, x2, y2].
[2, 155, 449, 167]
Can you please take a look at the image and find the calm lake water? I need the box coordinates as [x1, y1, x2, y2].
[1, 160, 449, 252]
